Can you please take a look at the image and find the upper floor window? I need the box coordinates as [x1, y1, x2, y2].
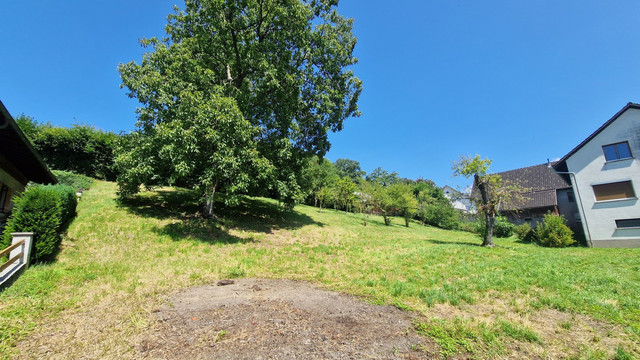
[603, 141, 632, 161]
[592, 180, 636, 202]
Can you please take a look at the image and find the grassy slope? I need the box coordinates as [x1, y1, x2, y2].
[0, 181, 639, 359]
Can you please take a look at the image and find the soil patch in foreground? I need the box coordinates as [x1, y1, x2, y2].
[136, 279, 432, 359]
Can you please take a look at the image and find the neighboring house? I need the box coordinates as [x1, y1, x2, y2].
[0, 99, 57, 228]
[442, 185, 475, 213]
[553, 102, 640, 248]
[493, 163, 581, 234]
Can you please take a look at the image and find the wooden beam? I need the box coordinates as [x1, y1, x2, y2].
[0, 239, 24, 258]
[0, 252, 23, 273]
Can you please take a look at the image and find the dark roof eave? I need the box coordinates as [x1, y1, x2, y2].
[553, 102, 640, 170]
[0, 100, 57, 185]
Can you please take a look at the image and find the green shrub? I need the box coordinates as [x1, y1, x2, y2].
[493, 216, 515, 238]
[535, 214, 575, 248]
[1, 184, 78, 263]
[514, 223, 535, 242]
[42, 185, 77, 225]
[420, 201, 460, 230]
[472, 216, 515, 238]
[51, 170, 93, 190]
[2, 187, 62, 262]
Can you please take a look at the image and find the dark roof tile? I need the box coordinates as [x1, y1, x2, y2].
[497, 163, 570, 210]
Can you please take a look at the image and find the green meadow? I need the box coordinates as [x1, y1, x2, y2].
[1, 181, 638, 359]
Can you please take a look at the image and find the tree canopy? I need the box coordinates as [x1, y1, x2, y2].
[117, 0, 362, 210]
[334, 158, 365, 182]
[366, 167, 399, 187]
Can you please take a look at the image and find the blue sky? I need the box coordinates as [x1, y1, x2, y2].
[2, 1, 640, 189]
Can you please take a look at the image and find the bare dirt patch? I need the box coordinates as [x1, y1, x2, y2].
[135, 279, 433, 359]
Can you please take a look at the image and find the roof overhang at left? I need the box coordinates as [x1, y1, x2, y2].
[0, 99, 57, 185]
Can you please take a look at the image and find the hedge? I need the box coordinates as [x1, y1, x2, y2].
[51, 170, 93, 190]
[1, 184, 77, 263]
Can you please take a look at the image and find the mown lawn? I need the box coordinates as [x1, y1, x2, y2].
[1, 181, 639, 359]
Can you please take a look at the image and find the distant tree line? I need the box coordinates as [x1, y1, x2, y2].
[299, 157, 461, 230]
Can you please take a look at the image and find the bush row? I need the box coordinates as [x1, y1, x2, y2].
[515, 214, 575, 247]
[462, 214, 576, 248]
[1, 184, 77, 263]
[52, 170, 94, 190]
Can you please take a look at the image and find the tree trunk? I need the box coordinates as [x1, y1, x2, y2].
[202, 183, 218, 219]
[476, 174, 494, 247]
[483, 213, 495, 247]
[404, 215, 409, 227]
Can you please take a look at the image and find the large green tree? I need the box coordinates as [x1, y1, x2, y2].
[118, 0, 362, 209]
[116, 94, 270, 217]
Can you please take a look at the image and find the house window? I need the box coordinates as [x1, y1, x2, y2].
[615, 218, 640, 229]
[592, 180, 636, 202]
[603, 141, 632, 161]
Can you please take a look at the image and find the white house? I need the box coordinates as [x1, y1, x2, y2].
[553, 102, 640, 248]
[442, 185, 475, 213]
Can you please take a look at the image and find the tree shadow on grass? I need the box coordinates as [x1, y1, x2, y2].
[118, 188, 323, 244]
[425, 239, 482, 247]
[118, 188, 201, 221]
[221, 197, 324, 233]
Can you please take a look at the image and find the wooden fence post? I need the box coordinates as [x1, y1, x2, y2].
[10, 232, 34, 268]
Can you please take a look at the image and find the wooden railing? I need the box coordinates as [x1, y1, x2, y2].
[0, 233, 34, 290]
[0, 239, 24, 273]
